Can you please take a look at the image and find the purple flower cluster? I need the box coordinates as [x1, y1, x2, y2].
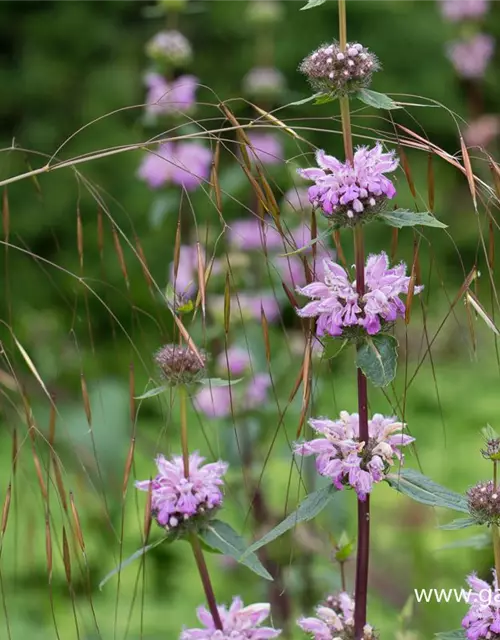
[145, 73, 197, 116]
[181, 597, 281, 639]
[193, 346, 271, 419]
[138, 142, 212, 190]
[298, 592, 376, 639]
[447, 34, 495, 79]
[294, 411, 414, 500]
[439, 0, 489, 22]
[296, 252, 421, 338]
[136, 452, 228, 531]
[462, 571, 500, 639]
[298, 143, 398, 224]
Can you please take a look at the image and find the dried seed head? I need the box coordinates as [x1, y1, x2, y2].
[467, 480, 500, 525]
[154, 344, 207, 386]
[242, 66, 287, 100]
[482, 438, 500, 461]
[146, 30, 193, 68]
[300, 41, 379, 97]
[246, 0, 284, 25]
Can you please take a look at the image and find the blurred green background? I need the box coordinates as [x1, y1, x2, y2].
[0, 0, 499, 638]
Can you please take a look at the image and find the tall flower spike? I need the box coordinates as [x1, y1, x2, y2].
[462, 570, 500, 639]
[296, 252, 422, 339]
[300, 41, 379, 97]
[298, 592, 378, 639]
[155, 344, 207, 386]
[294, 411, 414, 500]
[181, 597, 282, 639]
[136, 452, 228, 534]
[298, 143, 398, 225]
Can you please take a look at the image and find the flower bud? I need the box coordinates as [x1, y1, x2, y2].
[154, 344, 207, 386]
[300, 41, 379, 97]
[243, 66, 287, 101]
[467, 480, 500, 525]
[146, 30, 192, 68]
[481, 437, 500, 461]
[246, 0, 284, 26]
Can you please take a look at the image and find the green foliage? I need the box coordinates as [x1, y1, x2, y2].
[356, 334, 398, 387]
[378, 210, 448, 229]
[356, 88, 401, 110]
[99, 537, 169, 590]
[386, 469, 469, 513]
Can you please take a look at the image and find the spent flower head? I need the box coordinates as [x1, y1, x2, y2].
[462, 570, 500, 639]
[155, 344, 207, 386]
[136, 452, 228, 534]
[295, 411, 414, 500]
[297, 143, 398, 225]
[181, 597, 281, 639]
[296, 252, 421, 339]
[300, 41, 379, 97]
[467, 480, 500, 526]
[298, 592, 378, 639]
[146, 30, 193, 67]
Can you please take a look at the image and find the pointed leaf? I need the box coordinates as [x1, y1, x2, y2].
[279, 227, 331, 257]
[438, 533, 491, 551]
[435, 631, 466, 639]
[135, 386, 167, 400]
[200, 520, 273, 581]
[288, 93, 324, 107]
[439, 517, 476, 530]
[99, 537, 167, 590]
[357, 89, 401, 110]
[323, 338, 349, 360]
[300, 0, 327, 10]
[242, 484, 338, 558]
[314, 93, 336, 105]
[386, 468, 469, 513]
[378, 210, 447, 229]
[356, 334, 398, 387]
[199, 378, 242, 388]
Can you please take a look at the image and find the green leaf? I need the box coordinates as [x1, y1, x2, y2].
[378, 209, 447, 229]
[135, 385, 167, 400]
[322, 338, 348, 360]
[357, 89, 401, 110]
[279, 227, 331, 257]
[200, 520, 273, 581]
[288, 92, 324, 107]
[439, 517, 476, 530]
[335, 531, 355, 562]
[242, 484, 338, 558]
[99, 538, 167, 590]
[199, 377, 242, 388]
[435, 631, 466, 639]
[313, 93, 336, 105]
[300, 0, 327, 10]
[356, 334, 398, 387]
[438, 532, 491, 551]
[386, 468, 469, 513]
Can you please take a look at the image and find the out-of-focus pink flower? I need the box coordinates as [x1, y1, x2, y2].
[246, 133, 283, 166]
[295, 411, 414, 501]
[464, 114, 500, 148]
[217, 346, 252, 377]
[439, 0, 489, 22]
[447, 34, 495, 79]
[168, 244, 200, 299]
[281, 187, 312, 214]
[181, 597, 281, 639]
[238, 293, 281, 322]
[193, 386, 233, 419]
[245, 373, 272, 409]
[243, 66, 286, 99]
[138, 142, 212, 190]
[145, 30, 192, 66]
[145, 73, 197, 116]
[228, 218, 283, 251]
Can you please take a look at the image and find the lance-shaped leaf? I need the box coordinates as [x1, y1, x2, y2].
[386, 468, 469, 513]
[288, 92, 324, 107]
[301, 0, 327, 10]
[199, 377, 242, 388]
[438, 517, 476, 530]
[438, 532, 491, 551]
[357, 89, 401, 110]
[135, 386, 167, 400]
[199, 520, 272, 581]
[323, 338, 349, 360]
[378, 209, 447, 229]
[356, 334, 398, 387]
[241, 484, 338, 559]
[99, 537, 167, 590]
[435, 631, 466, 639]
[279, 227, 331, 257]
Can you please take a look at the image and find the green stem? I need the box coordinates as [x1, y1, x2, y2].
[179, 384, 189, 478]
